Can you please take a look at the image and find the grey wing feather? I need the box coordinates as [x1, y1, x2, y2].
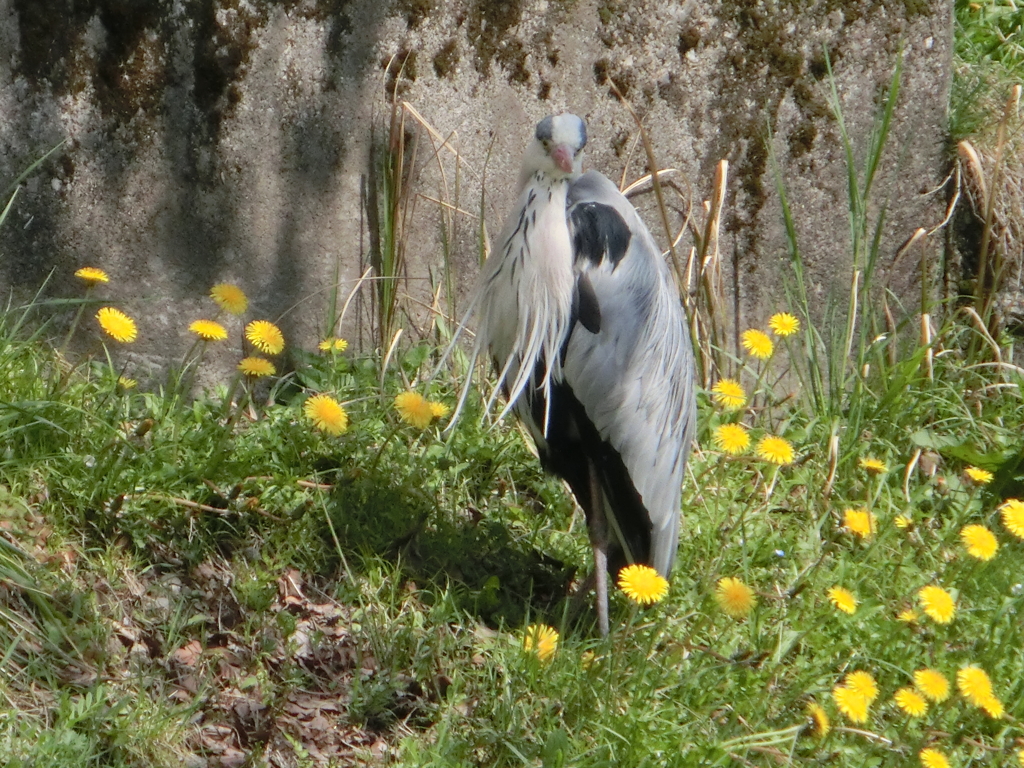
[563, 170, 697, 576]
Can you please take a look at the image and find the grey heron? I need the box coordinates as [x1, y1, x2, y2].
[456, 113, 696, 635]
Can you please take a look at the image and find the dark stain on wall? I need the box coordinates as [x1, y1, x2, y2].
[466, 0, 526, 80]
[432, 38, 459, 78]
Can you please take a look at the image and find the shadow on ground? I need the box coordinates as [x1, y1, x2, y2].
[324, 472, 578, 629]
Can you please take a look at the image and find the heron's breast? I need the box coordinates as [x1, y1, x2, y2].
[527, 191, 575, 295]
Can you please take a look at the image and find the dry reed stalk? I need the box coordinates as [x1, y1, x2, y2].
[960, 85, 1023, 337]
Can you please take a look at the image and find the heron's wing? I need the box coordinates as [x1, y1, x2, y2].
[562, 170, 696, 576]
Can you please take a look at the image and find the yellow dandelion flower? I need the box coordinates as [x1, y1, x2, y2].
[741, 328, 774, 359]
[395, 391, 436, 428]
[965, 466, 993, 484]
[1000, 499, 1024, 539]
[842, 508, 876, 539]
[960, 524, 998, 561]
[980, 694, 1004, 719]
[1019, 750, 1024, 768]
[188, 319, 228, 341]
[523, 624, 558, 662]
[827, 586, 858, 615]
[956, 665, 994, 707]
[117, 376, 137, 390]
[617, 564, 669, 605]
[245, 320, 285, 355]
[895, 514, 913, 530]
[755, 435, 794, 465]
[768, 312, 800, 336]
[210, 283, 248, 315]
[714, 576, 756, 619]
[913, 669, 950, 702]
[897, 608, 919, 623]
[859, 456, 888, 474]
[832, 685, 870, 724]
[428, 401, 450, 419]
[919, 748, 950, 768]
[805, 701, 830, 738]
[238, 357, 276, 378]
[318, 337, 350, 352]
[96, 307, 138, 343]
[303, 394, 349, 436]
[918, 585, 955, 624]
[713, 423, 751, 455]
[845, 671, 879, 704]
[894, 687, 929, 717]
[711, 378, 746, 410]
[75, 267, 110, 284]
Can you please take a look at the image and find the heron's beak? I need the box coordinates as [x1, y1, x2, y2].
[551, 144, 574, 173]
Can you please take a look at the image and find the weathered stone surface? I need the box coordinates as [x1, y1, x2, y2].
[0, 0, 951, 382]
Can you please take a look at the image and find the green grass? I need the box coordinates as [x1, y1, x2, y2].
[1, 265, 1023, 766]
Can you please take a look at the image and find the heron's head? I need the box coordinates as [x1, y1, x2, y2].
[523, 113, 587, 180]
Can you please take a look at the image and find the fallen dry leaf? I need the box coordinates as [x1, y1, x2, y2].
[171, 639, 203, 667]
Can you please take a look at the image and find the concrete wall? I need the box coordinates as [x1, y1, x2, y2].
[0, 0, 952, 380]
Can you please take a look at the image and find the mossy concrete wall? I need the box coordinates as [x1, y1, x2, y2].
[0, 0, 951, 379]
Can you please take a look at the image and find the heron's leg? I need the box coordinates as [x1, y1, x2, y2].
[588, 463, 610, 637]
[593, 540, 609, 637]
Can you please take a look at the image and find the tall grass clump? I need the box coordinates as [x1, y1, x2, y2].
[951, 0, 1024, 142]
[768, 49, 907, 438]
[954, 1, 1024, 343]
